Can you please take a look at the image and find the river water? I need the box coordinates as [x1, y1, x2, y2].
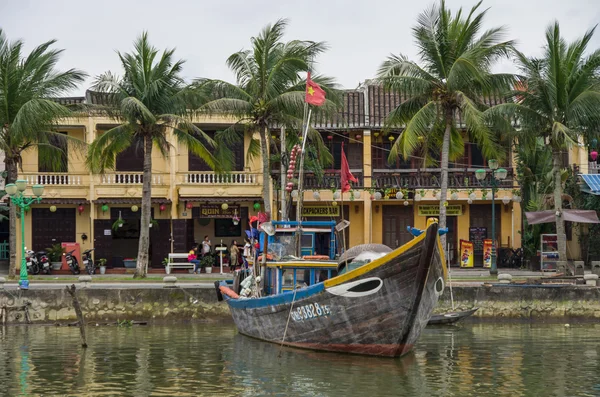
[1, 323, 599, 396]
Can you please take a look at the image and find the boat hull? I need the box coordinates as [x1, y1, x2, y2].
[223, 223, 445, 357]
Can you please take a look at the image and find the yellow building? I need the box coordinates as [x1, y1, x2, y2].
[15, 83, 522, 269]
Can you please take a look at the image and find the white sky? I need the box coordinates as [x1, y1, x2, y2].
[1, 0, 599, 95]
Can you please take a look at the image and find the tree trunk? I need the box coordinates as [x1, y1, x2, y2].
[280, 127, 288, 221]
[6, 160, 18, 279]
[259, 126, 272, 217]
[552, 149, 567, 261]
[438, 112, 452, 250]
[135, 134, 153, 278]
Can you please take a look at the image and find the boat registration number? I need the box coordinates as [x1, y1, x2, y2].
[291, 303, 330, 322]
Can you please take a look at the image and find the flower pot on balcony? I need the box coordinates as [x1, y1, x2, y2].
[205, 266, 213, 274]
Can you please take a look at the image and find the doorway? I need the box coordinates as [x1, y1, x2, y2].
[382, 205, 413, 249]
[32, 208, 76, 251]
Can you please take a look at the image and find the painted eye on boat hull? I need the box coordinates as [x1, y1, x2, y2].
[326, 277, 383, 297]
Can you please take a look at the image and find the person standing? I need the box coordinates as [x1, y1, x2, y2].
[201, 235, 211, 257]
[230, 240, 239, 272]
[243, 238, 251, 259]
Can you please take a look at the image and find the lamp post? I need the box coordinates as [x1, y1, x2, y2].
[5, 180, 44, 290]
[475, 160, 507, 275]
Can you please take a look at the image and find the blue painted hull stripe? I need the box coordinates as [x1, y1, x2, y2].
[224, 282, 325, 309]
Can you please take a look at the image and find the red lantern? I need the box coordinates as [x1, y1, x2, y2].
[186, 202, 193, 209]
[327, 135, 333, 140]
[159, 204, 166, 212]
[78, 205, 84, 214]
[591, 151, 598, 161]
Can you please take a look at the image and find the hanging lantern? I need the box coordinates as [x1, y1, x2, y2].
[469, 192, 477, 200]
[591, 151, 598, 161]
[354, 190, 361, 200]
[78, 204, 85, 214]
[131, 205, 138, 212]
[355, 134, 362, 140]
[253, 202, 261, 211]
[513, 196, 522, 203]
[49, 205, 57, 213]
[450, 192, 459, 200]
[186, 202, 193, 209]
[396, 191, 404, 200]
[159, 204, 166, 212]
[374, 192, 382, 200]
[221, 203, 228, 210]
[502, 196, 511, 205]
[327, 135, 333, 140]
[414, 194, 422, 202]
[333, 191, 341, 200]
[435, 192, 441, 200]
[291, 190, 299, 198]
[467, 198, 473, 204]
[312, 191, 321, 201]
[101, 204, 109, 212]
[388, 135, 395, 142]
[403, 200, 409, 206]
[331, 201, 338, 207]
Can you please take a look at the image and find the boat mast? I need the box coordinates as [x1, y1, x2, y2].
[295, 106, 312, 257]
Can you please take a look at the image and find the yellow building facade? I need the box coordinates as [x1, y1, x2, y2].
[14, 85, 523, 269]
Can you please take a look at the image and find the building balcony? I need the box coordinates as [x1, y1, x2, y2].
[272, 170, 365, 191]
[177, 171, 263, 198]
[99, 172, 167, 185]
[372, 168, 515, 189]
[23, 172, 89, 186]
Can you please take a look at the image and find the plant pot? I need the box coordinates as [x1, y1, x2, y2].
[99, 266, 106, 275]
[51, 262, 62, 271]
[123, 260, 136, 268]
[205, 267, 212, 274]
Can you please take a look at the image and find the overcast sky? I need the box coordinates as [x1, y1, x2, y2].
[1, 0, 599, 95]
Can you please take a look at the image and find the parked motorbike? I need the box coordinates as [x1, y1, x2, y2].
[36, 250, 51, 274]
[25, 249, 40, 275]
[82, 248, 95, 275]
[64, 249, 81, 274]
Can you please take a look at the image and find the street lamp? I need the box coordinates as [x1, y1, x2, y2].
[475, 161, 507, 275]
[5, 180, 44, 289]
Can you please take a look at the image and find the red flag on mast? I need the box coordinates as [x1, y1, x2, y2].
[305, 72, 326, 106]
[340, 142, 357, 193]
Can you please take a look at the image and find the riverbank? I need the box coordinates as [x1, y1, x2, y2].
[2, 281, 600, 324]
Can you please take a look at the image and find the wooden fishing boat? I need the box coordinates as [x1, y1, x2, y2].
[217, 221, 447, 357]
[427, 307, 479, 325]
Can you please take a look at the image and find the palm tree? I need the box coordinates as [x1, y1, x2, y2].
[488, 22, 600, 262]
[197, 19, 339, 219]
[0, 29, 86, 277]
[87, 33, 218, 278]
[377, 0, 514, 247]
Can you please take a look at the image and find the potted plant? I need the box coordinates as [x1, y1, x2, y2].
[46, 243, 65, 270]
[112, 218, 125, 231]
[200, 254, 214, 273]
[97, 258, 107, 274]
[123, 257, 136, 268]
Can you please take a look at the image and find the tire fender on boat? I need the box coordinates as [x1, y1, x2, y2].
[434, 277, 445, 297]
[219, 285, 240, 299]
[214, 281, 224, 302]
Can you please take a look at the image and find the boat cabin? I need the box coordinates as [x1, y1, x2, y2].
[260, 220, 340, 295]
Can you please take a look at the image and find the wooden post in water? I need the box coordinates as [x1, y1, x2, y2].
[66, 284, 88, 348]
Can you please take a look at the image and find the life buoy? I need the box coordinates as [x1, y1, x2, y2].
[219, 285, 240, 299]
[302, 255, 330, 260]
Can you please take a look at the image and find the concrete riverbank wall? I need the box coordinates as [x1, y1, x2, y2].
[2, 284, 600, 324]
[0, 286, 230, 324]
[436, 285, 600, 320]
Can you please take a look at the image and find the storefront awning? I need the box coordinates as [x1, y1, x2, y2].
[94, 198, 171, 204]
[180, 196, 262, 203]
[525, 210, 600, 225]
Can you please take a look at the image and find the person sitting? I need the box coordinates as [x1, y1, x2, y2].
[188, 248, 201, 274]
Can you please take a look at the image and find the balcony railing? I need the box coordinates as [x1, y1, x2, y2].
[372, 168, 515, 189]
[23, 173, 85, 186]
[99, 173, 165, 185]
[272, 170, 365, 190]
[180, 172, 260, 185]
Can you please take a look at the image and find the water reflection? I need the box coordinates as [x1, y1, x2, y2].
[1, 323, 600, 396]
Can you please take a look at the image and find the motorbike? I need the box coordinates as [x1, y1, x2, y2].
[36, 250, 51, 274]
[82, 248, 95, 275]
[64, 249, 81, 274]
[25, 249, 40, 275]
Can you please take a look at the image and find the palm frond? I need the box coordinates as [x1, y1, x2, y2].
[389, 101, 438, 162]
[86, 124, 135, 173]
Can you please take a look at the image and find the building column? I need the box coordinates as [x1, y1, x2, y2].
[362, 129, 372, 243]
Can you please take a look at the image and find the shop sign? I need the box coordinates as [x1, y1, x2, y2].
[199, 204, 241, 218]
[302, 206, 340, 217]
[418, 205, 462, 216]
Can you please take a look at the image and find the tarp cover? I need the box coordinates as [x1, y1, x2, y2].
[525, 210, 600, 225]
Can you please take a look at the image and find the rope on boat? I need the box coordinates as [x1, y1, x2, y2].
[278, 286, 298, 357]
